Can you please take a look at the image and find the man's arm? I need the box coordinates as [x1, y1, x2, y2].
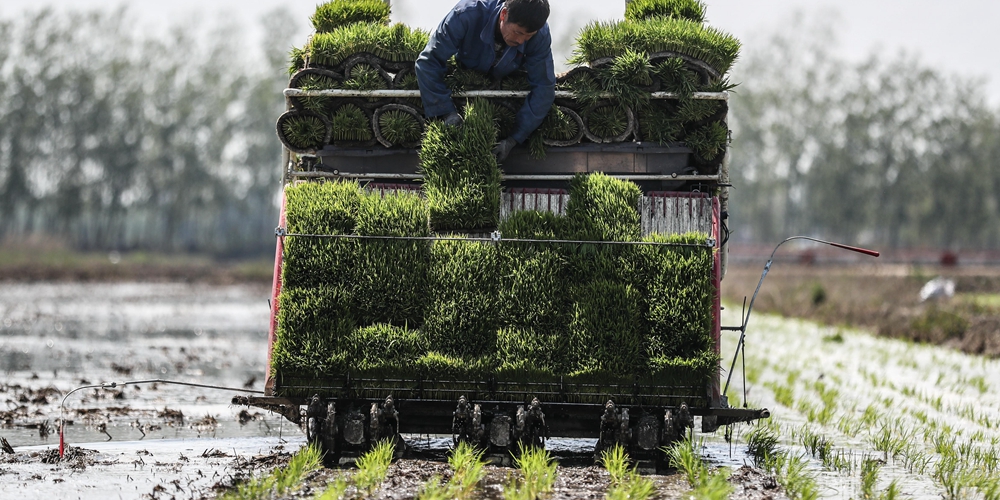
[509, 27, 556, 144]
[415, 8, 470, 119]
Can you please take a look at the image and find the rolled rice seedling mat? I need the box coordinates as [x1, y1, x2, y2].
[312, 0, 391, 33]
[330, 103, 376, 145]
[373, 104, 425, 148]
[353, 189, 431, 327]
[540, 106, 585, 147]
[570, 17, 740, 76]
[636, 103, 684, 144]
[625, 0, 707, 23]
[422, 239, 500, 358]
[276, 110, 332, 154]
[685, 121, 728, 163]
[289, 67, 344, 114]
[420, 98, 501, 232]
[447, 66, 495, 92]
[583, 104, 635, 144]
[305, 22, 429, 69]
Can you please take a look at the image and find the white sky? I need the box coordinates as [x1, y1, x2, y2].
[1, 0, 998, 103]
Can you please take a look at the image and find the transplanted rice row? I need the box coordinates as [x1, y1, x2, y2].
[725, 312, 1000, 499]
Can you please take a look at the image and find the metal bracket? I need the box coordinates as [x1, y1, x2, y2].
[275, 226, 288, 237]
[490, 231, 503, 244]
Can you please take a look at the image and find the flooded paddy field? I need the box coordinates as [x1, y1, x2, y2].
[9, 280, 954, 498]
[721, 306, 1000, 499]
[0, 282, 780, 499]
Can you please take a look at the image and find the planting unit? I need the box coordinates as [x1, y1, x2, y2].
[237, 0, 769, 467]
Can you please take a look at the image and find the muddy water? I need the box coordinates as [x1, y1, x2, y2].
[722, 306, 1000, 499]
[1, 282, 779, 499]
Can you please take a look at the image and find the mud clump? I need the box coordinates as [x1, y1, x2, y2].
[728, 465, 785, 500]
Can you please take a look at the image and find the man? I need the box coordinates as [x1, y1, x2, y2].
[415, 0, 555, 162]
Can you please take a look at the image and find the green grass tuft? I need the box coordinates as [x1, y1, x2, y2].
[312, 0, 391, 33]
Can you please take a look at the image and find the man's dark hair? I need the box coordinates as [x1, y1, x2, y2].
[505, 0, 550, 33]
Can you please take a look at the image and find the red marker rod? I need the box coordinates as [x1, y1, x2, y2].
[827, 242, 880, 258]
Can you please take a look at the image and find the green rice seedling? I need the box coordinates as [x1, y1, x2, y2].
[860, 457, 881, 499]
[353, 189, 430, 326]
[568, 280, 647, 375]
[290, 46, 307, 75]
[314, 476, 350, 500]
[860, 404, 882, 428]
[330, 104, 373, 142]
[354, 439, 395, 495]
[529, 105, 582, 158]
[504, 444, 558, 500]
[420, 99, 501, 231]
[447, 441, 488, 499]
[867, 419, 911, 461]
[676, 97, 723, 124]
[666, 435, 704, 486]
[312, 0, 390, 33]
[665, 436, 733, 498]
[570, 18, 741, 76]
[446, 67, 492, 92]
[422, 240, 499, 357]
[640, 233, 714, 358]
[294, 71, 341, 114]
[220, 444, 322, 500]
[935, 454, 975, 500]
[343, 63, 389, 96]
[566, 173, 641, 242]
[745, 420, 780, 468]
[416, 476, 450, 500]
[378, 109, 423, 146]
[340, 324, 427, 374]
[637, 104, 683, 144]
[601, 444, 632, 486]
[606, 475, 657, 500]
[826, 448, 855, 474]
[797, 425, 833, 462]
[767, 452, 820, 500]
[281, 113, 329, 150]
[600, 49, 654, 110]
[602, 445, 656, 500]
[585, 105, 630, 140]
[625, 0, 707, 23]
[307, 22, 430, 68]
[272, 286, 356, 378]
[684, 121, 728, 162]
[765, 382, 795, 408]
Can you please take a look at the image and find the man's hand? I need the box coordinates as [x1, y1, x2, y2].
[444, 112, 464, 128]
[493, 137, 517, 162]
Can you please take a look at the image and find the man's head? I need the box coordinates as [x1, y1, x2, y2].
[498, 0, 549, 47]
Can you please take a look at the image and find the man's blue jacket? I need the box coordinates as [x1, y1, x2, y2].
[415, 0, 556, 144]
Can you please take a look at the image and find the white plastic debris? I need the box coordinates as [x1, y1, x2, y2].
[919, 277, 955, 302]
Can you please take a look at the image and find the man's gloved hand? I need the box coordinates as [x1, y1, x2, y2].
[443, 112, 464, 128]
[492, 137, 517, 162]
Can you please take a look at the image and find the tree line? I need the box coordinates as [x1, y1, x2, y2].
[728, 17, 1000, 250]
[0, 8, 997, 256]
